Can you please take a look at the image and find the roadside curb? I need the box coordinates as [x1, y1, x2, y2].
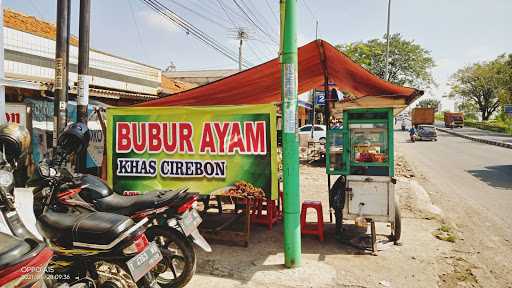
[437, 127, 512, 149]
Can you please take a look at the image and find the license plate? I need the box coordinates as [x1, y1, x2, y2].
[126, 242, 163, 282]
[180, 209, 202, 236]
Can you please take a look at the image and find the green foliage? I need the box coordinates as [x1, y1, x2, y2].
[417, 98, 440, 112]
[465, 120, 511, 135]
[450, 54, 512, 120]
[433, 225, 456, 243]
[457, 102, 479, 120]
[336, 33, 435, 90]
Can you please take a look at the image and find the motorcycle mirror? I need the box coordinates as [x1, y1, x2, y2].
[38, 162, 51, 178]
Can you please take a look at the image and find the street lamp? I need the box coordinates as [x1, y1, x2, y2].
[384, 0, 391, 81]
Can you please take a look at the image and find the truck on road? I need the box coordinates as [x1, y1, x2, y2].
[411, 108, 435, 127]
[444, 112, 464, 128]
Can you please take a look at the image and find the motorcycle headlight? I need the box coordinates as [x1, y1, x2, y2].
[0, 170, 14, 193]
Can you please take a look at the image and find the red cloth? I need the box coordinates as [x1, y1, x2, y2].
[138, 40, 420, 107]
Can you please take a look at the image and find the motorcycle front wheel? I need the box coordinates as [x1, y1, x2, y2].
[146, 227, 196, 288]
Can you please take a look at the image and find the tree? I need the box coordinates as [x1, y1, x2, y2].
[416, 98, 440, 112]
[449, 60, 506, 121]
[496, 54, 512, 106]
[336, 33, 435, 89]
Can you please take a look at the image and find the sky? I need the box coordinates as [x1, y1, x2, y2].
[4, 0, 512, 110]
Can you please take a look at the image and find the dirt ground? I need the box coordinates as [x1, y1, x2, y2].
[188, 156, 465, 288]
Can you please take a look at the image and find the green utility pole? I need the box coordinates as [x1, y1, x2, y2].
[281, 0, 301, 268]
[279, 0, 285, 61]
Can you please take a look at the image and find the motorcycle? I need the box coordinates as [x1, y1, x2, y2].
[0, 123, 163, 288]
[0, 124, 53, 288]
[33, 123, 211, 288]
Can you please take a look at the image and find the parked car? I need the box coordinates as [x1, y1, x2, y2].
[299, 124, 327, 142]
[416, 125, 438, 141]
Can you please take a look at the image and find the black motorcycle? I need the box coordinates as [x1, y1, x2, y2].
[0, 124, 54, 288]
[0, 123, 163, 288]
[33, 123, 211, 288]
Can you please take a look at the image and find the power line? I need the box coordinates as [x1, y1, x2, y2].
[264, 0, 279, 25]
[219, 1, 274, 61]
[241, 0, 277, 36]
[231, 0, 278, 45]
[163, 0, 231, 30]
[140, 0, 253, 67]
[301, 0, 317, 20]
[300, 0, 319, 40]
[246, 41, 265, 63]
[216, 0, 237, 28]
[128, 1, 149, 63]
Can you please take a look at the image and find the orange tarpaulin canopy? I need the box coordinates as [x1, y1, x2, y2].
[139, 40, 421, 107]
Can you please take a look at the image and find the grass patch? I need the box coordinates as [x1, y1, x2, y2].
[440, 224, 451, 233]
[433, 225, 457, 243]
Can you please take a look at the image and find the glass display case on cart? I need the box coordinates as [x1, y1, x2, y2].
[326, 108, 400, 253]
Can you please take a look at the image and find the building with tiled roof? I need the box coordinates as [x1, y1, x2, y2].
[3, 8, 194, 104]
[2, 8, 194, 170]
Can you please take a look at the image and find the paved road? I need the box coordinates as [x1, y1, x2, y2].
[397, 129, 512, 228]
[434, 121, 512, 145]
[397, 128, 512, 286]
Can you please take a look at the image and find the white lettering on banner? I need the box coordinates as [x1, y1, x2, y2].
[160, 159, 226, 178]
[116, 158, 227, 178]
[115, 121, 267, 155]
[116, 158, 157, 177]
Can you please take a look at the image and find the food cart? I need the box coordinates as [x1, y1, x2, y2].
[326, 107, 401, 253]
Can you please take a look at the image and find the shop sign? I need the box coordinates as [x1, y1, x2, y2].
[5, 103, 27, 127]
[86, 110, 104, 167]
[107, 104, 278, 199]
[505, 104, 512, 116]
[24, 99, 105, 168]
[315, 91, 326, 105]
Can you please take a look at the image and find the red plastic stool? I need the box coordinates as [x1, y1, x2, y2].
[300, 200, 324, 241]
[252, 198, 279, 230]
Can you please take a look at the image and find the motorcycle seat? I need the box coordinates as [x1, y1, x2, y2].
[93, 189, 183, 216]
[0, 232, 31, 269]
[37, 208, 135, 249]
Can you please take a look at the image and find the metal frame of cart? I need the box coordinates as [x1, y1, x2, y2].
[326, 107, 401, 253]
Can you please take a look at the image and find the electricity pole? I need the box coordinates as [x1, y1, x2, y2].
[384, 0, 391, 81]
[53, 0, 71, 146]
[238, 38, 243, 71]
[281, 0, 301, 268]
[236, 28, 248, 71]
[77, 0, 91, 172]
[279, 0, 285, 61]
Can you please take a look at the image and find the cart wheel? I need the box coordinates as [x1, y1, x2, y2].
[391, 201, 401, 244]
